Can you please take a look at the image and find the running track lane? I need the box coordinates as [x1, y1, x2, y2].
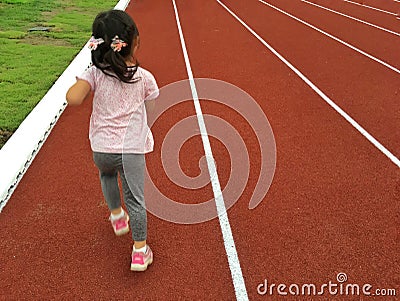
[221, 0, 400, 158]
[301, 0, 400, 33]
[0, 0, 237, 300]
[342, 0, 400, 17]
[175, 0, 399, 299]
[271, 0, 400, 68]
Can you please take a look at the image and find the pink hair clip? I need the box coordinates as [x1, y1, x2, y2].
[111, 35, 128, 52]
[88, 36, 104, 51]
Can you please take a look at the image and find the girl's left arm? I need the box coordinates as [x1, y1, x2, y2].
[66, 79, 91, 106]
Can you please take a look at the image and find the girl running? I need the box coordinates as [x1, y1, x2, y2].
[66, 9, 158, 271]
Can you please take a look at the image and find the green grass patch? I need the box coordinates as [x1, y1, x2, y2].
[1, 0, 33, 4]
[0, 0, 116, 146]
[0, 30, 27, 39]
[0, 39, 76, 129]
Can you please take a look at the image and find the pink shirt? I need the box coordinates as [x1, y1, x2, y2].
[78, 66, 158, 154]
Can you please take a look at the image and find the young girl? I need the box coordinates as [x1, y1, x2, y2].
[66, 9, 158, 271]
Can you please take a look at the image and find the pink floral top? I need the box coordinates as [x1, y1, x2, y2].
[78, 66, 158, 154]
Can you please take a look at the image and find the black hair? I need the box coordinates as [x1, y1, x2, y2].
[91, 10, 139, 83]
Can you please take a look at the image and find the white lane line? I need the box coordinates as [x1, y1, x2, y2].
[259, 0, 400, 74]
[171, 1, 249, 300]
[216, 0, 400, 168]
[343, 0, 397, 15]
[301, 0, 400, 37]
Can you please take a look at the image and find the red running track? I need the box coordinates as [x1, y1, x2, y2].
[0, 0, 399, 300]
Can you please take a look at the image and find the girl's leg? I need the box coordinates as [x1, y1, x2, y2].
[120, 154, 152, 271]
[93, 152, 122, 212]
[93, 152, 130, 236]
[119, 153, 147, 247]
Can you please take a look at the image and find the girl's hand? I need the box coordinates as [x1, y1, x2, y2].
[66, 79, 91, 106]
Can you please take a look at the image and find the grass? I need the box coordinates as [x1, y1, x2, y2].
[0, 0, 116, 146]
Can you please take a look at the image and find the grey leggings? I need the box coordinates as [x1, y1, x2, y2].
[93, 152, 147, 242]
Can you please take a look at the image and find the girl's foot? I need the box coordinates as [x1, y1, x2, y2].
[109, 210, 130, 236]
[131, 245, 153, 271]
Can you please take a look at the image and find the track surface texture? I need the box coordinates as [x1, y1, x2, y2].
[1, 0, 399, 300]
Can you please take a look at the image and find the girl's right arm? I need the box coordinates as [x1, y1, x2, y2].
[66, 79, 91, 106]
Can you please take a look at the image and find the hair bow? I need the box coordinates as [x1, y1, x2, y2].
[88, 36, 104, 51]
[111, 35, 128, 52]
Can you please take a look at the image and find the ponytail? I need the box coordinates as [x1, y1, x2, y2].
[90, 10, 139, 83]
